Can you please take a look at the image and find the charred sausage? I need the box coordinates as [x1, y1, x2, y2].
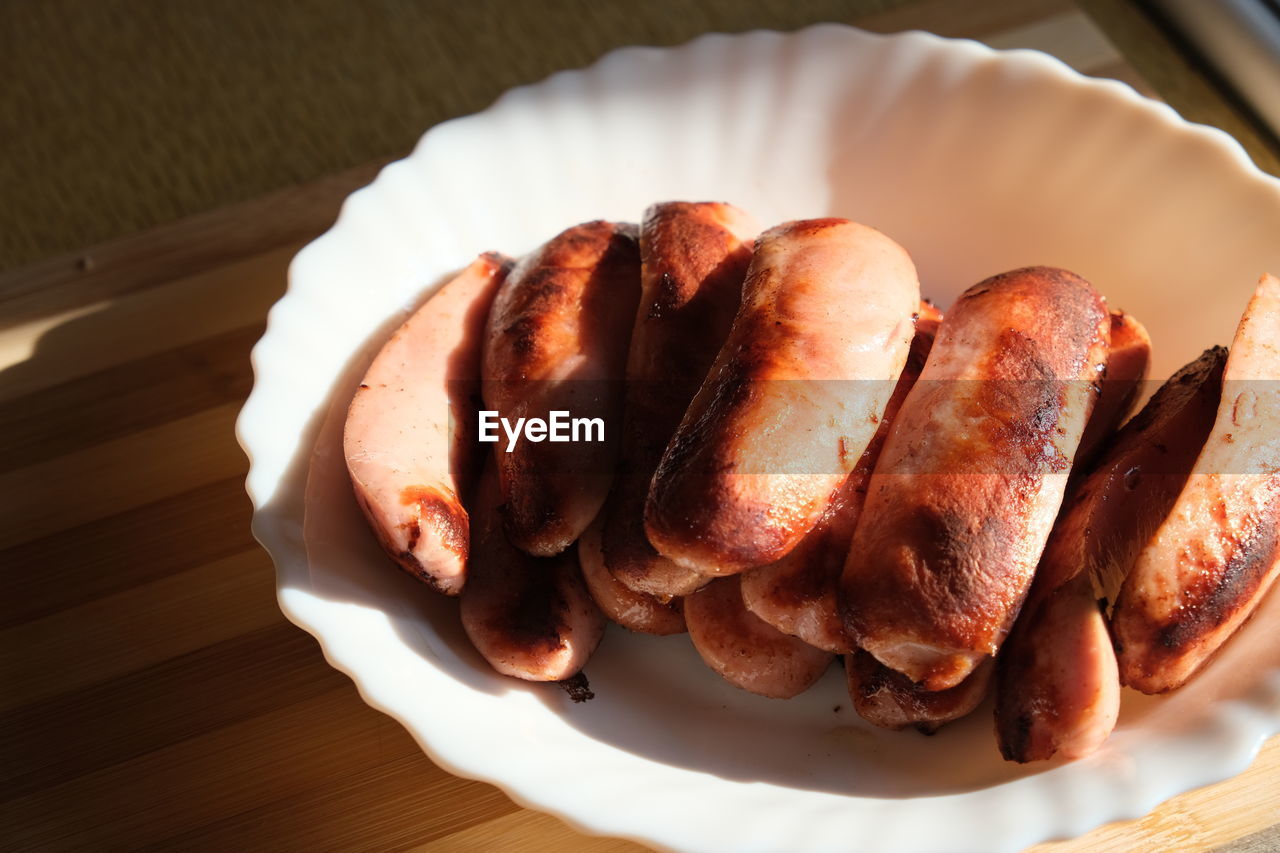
[482, 221, 641, 556]
[602, 202, 757, 599]
[995, 345, 1223, 761]
[460, 463, 605, 681]
[646, 219, 920, 576]
[841, 266, 1110, 690]
[1113, 273, 1280, 693]
[740, 302, 942, 653]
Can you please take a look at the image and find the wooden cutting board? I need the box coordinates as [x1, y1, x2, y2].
[2, 2, 1277, 850]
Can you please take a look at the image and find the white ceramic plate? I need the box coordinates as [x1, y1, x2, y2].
[238, 25, 1280, 853]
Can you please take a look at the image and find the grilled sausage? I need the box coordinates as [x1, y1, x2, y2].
[841, 266, 1110, 690]
[579, 517, 686, 635]
[344, 253, 511, 595]
[482, 221, 641, 556]
[602, 202, 758, 599]
[460, 463, 605, 681]
[684, 576, 835, 698]
[846, 651, 994, 733]
[739, 302, 942, 653]
[1113, 273, 1280, 693]
[646, 219, 920, 576]
[995, 346, 1224, 762]
[1075, 309, 1152, 466]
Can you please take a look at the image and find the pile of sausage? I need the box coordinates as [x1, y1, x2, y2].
[343, 201, 1280, 764]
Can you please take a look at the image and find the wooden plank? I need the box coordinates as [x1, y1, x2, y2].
[0, 323, 260, 473]
[1075, 0, 1280, 177]
[0, 162, 385, 331]
[0, 686, 421, 850]
[0, 621, 344, 801]
[154, 754, 520, 852]
[0, 246, 292, 402]
[0, 548, 278, 713]
[1220, 823, 1280, 853]
[411, 810, 650, 853]
[0, 402, 245, 551]
[0, 475, 255, 628]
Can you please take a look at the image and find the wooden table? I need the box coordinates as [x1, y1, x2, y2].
[3, 2, 1278, 850]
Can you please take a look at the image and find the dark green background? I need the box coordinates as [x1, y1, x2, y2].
[6, 0, 1276, 273]
[0, 0, 913, 270]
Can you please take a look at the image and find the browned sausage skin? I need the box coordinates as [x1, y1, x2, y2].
[841, 266, 1110, 690]
[646, 219, 920, 577]
[1113, 273, 1280, 693]
[847, 651, 993, 733]
[1091, 347, 1226, 608]
[1075, 309, 1152, 467]
[995, 345, 1224, 762]
[684, 576, 834, 699]
[344, 253, 512, 595]
[602, 202, 758, 599]
[482, 221, 641, 557]
[740, 302, 942, 653]
[460, 463, 606, 681]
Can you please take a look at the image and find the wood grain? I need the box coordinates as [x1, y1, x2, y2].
[0, 163, 387, 328]
[1, 3, 1277, 852]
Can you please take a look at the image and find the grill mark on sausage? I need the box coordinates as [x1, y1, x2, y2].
[396, 552, 450, 594]
[1000, 711, 1035, 762]
[977, 328, 1071, 475]
[500, 561, 572, 655]
[483, 220, 639, 556]
[400, 485, 469, 557]
[401, 520, 421, 553]
[603, 205, 758, 597]
[1156, 502, 1280, 652]
[777, 217, 848, 238]
[352, 487, 452, 592]
[841, 266, 1108, 687]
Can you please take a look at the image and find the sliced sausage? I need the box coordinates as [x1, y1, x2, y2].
[841, 266, 1110, 690]
[646, 219, 920, 576]
[460, 463, 605, 681]
[740, 302, 942, 653]
[1113, 273, 1280, 694]
[846, 651, 993, 734]
[684, 576, 835, 699]
[344, 253, 511, 595]
[602, 202, 758, 599]
[579, 517, 686, 635]
[995, 346, 1224, 761]
[482, 221, 641, 556]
